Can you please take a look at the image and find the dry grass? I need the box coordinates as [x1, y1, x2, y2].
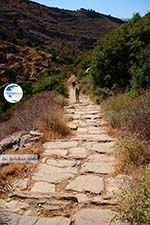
[0, 163, 34, 199]
[101, 92, 150, 140]
[39, 110, 70, 141]
[115, 134, 150, 174]
[0, 142, 43, 199]
[0, 91, 70, 141]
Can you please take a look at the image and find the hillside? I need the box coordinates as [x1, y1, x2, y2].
[0, 0, 123, 50]
[0, 0, 124, 83]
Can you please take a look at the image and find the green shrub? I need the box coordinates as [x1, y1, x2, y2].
[20, 81, 33, 96]
[32, 73, 68, 97]
[90, 13, 150, 91]
[92, 87, 112, 103]
[118, 167, 150, 225]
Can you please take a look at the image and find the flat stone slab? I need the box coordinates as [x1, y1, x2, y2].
[35, 216, 71, 225]
[32, 163, 78, 184]
[81, 161, 115, 174]
[77, 128, 88, 134]
[90, 142, 116, 153]
[78, 134, 114, 142]
[43, 149, 68, 157]
[65, 175, 104, 194]
[72, 208, 120, 225]
[0, 214, 70, 225]
[0, 214, 25, 225]
[87, 154, 116, 162]
[43, 141, 78, 149]
[68, 147, 87, 159]
[46, 159, 78, 168]
[75, 193, 89, 204]
[0, 200, 30, 214]
[30, 182, 55, 193]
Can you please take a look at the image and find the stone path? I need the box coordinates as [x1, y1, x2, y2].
[0, 88, 127, 225]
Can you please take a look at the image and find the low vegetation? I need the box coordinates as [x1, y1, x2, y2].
[0, 91, 70, 141]
[90, 13, 150, 92]
[116, 134, 150, 174]
[0, 163, 34, 198]
[0, 72, 68, 122]
[76, 13, 150, 225]
[118, 167, 150, 225]
[102, 92, 150, 140]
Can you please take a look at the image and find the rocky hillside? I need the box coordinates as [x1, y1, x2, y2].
[0, 0, 124, 83]
[0, 0, 123, 50]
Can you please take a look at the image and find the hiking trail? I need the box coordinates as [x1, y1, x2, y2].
[0, 87, 127, 225]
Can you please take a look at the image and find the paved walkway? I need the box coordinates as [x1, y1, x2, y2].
[0, 88, 127, 225]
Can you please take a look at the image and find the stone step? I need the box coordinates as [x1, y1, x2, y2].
[0, 213, 71, 225]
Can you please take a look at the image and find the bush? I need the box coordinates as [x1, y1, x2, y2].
[125, 92, 150, 139]
[90, 13, 150, 91]
[0, 92, 69, 140]
[102, 92, 150, 139]
[92, 87, 112, 103]
[118, 167, 150, 225]
[32, 73, 68, 97]
[39, 110, 70, 140]
[101, 93, 132, 128]
[116, 134, 150, 174]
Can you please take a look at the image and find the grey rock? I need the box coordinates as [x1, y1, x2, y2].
[0, 213, 20, 225]
[87, 154, 116, 162]
[30, 130, 43, 136]
[78, 134, 114, 142]
[90, 142, 116, 153]
[30, 136, 40, 142]
[81, 161, 114, 174]
[32, 163, 77, 184]
[46, 159, 78, 168]
[2, 200, 29, 213]
[12, 145, 19, 152]
[36, 216, 71, 225]
[0, 214, 70, 225]
[31, 182, 55, 193]
[43, 149, 68, 157]
[65, 175, 104, 194]
[18, 216, 38, 225]
[20, 134, 31, 147]
[68, 147, 87, 159]
[0, 135, 20, 150]
[13, 178, 29, 191]
[72, 208, 120, 225]
[43, 141, 78, 149]
[75, 194, 89, 204]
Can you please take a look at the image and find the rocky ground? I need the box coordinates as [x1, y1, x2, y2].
[0, 88, 128, 225]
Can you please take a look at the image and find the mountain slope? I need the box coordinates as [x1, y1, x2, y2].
[0, 0, 124, 50]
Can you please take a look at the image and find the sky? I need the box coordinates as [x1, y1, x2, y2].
[32, 0, 150, 19]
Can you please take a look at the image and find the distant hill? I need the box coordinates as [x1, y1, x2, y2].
[0, 0, 124, 50]
[0, 0, 124, 83]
